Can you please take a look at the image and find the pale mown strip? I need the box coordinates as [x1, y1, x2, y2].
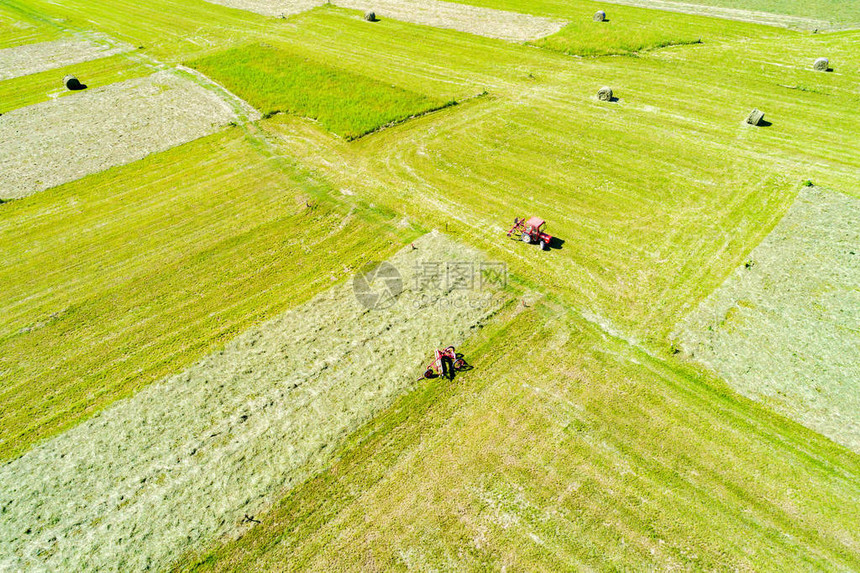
[675, 187, 860, 452]
[0, 69, 243, 199]
[0, 35, 133, 81]
[599, 0, 843, 30]
[0, 232, 505, 571]
[201, 0, 565, 42]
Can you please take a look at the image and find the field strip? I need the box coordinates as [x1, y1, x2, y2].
[597, 0, 844, 30]
[674, 187, 860, 453]
[201, 0, 565, 42]
[202, 0, 323, 18]
[0, 69, 241, 200]
[333, 0, 566, 42]
[0, 232, 506, 571]
[0, 34, 134, 81]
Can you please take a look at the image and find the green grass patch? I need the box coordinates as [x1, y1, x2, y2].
[0, 53, 151, 114]
[532, 17, 703, 56]
[0, 128, 404, 462]
[189, 43, 453, 140]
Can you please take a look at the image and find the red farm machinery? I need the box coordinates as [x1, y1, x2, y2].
[420, 346, 468, 380]
[507, 216, 552, 250]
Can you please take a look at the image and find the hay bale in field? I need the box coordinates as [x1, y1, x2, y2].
[746, 108, 765, 126]
[597, 86, 613, 101]
[364, 11, 377, 21]
[594, 10, 606, 22]
[813, 57, 829, 71]
[64, 75, 84, 90]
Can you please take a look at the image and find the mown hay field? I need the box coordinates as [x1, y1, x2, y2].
[0, 52, 151, 114]
[0, 128, 415, 461]
[0, 0, 858, 569]
[180, 301, 860, 571]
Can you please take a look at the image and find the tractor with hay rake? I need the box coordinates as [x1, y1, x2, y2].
[420, 346, 469, 380]
[507, 216, 552, 250]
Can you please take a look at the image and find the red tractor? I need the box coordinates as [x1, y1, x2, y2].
[507, 216, 552, 250]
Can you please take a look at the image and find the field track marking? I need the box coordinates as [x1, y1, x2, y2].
[0, 232, 505, 571]
[598, 0, 851, 30]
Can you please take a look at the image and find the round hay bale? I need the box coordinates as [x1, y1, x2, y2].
[813, 57, 829, 71]
[597, 86, 613, 101]
[63, 75, 83, 90]
[746, 108, 765, 126]
[594, 10, 606, 22]
[364, 11, 376, 21]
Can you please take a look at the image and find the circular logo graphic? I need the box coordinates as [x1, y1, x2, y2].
[353, 261, 402, 310]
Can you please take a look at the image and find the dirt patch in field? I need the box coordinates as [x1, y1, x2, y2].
[598, 0, 846, 31]
[201, 0, 565, 41]
[0, 34, 133, 81]
[674, 187, 860, 452]
[0, 232, 506, 571]
[0, 69, 243, 199]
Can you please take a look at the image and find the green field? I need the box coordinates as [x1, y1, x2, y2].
[190, 43, 453, 139]
[1, 0, 859, 568]
[0, 129, 413, 461]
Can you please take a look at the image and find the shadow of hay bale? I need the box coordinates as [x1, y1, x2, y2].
[63, 75, 86, 91]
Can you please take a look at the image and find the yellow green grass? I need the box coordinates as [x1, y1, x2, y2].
[645, 0, 860, 27]
[0, 5, 58, 48]
[0, 128, 413, 461]
[179, 301, 860, 571]
[189, 43, 453, 139]
[1, 0, 859, 568]
[0, 52, 151, 114]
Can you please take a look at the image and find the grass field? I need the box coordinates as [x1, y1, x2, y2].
[528, 2, 772, 56]
[0, 52, 151, 114]
[645, 0, 860, 27]
[180, 302, 860, 571]
[189, 43, 453, 139]
[0, 128, 412, 460]
[1, 0, 859, 568]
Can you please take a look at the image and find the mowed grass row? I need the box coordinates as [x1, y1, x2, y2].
[178, 301, 860, 571]
[447, 0, 860, 29]
[0, 52, 152, 114]
[640, 0, 860, 27]
[0, 128, 411, 462]
[252, 11, 858, 347]
[189, 43, 453, 139]
[528, 1, 778, 56]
